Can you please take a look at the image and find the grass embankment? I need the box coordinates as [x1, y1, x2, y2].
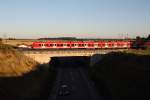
[2, 39, 35, 46]
[125, 49, 150, 55]
[0, 44, 56, 100]
[0, 44, 38, 76]
[90, 52, 150, 100]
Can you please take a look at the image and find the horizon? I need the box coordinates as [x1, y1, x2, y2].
[0, 0, 150, 38]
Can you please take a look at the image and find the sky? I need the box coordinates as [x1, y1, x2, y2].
[0, 0, 150, 39]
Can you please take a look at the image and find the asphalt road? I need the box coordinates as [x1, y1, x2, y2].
[50, 58, 101, 100]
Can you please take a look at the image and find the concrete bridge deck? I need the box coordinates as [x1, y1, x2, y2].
[22, 49, 126, 64]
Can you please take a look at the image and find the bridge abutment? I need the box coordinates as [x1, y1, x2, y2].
[23, 50, 122, 64]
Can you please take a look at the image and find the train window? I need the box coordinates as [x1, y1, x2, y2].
[60, 44, 63, 46]
[39, 44, 42, 46]
[49, 44, 52, 46]
[67, 44, 70, 46]
[98, 44, 101, 46]
[81, 44, 84, 46]
[94, 44, 98, 46]
[45, 44, 48, 46]
[53, 44, 56, 46]
[71, 44, 74, 46]
[75, 44, 78, 46]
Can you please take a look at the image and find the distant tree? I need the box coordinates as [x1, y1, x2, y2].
[147, 34, 150, 40]
[8, 38, 16, 40]
[0, 38, 3, 44]
[134, 36, 148, 49]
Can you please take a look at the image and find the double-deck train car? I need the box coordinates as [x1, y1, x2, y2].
[32, 41, 131, 49]
[144, 41, 150, 48]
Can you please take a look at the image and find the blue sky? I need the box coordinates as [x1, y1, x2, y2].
[0, 0, 150, 38]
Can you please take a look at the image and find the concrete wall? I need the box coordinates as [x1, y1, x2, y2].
[25, 54, 51, 64]
[24, 53, 92, 64]
[24, 50, 108, 64]
[24, 49, 122, 64]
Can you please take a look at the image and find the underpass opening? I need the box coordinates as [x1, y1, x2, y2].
[49, 56, 101, 100]
[49, 56, 91, 68]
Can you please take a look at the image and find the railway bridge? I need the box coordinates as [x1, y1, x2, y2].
[23, 49, 125, 64]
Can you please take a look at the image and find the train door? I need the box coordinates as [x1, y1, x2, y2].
[84, 43, 88, 48]
[94, 43, 98, 48]
[114, 42, 117, 48]
[105, 42, 108, 48]
[63, 43, 68, 48]
[123, 42, 128, 48]
[74, 43, 78, 48]
[52, 43, 57, 48]
[41, 43, 45, 48]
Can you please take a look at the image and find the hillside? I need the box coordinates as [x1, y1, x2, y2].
[125, 49, 150, 55]
[0, 44, 56, 100]
[90, 52, 150, 100]
[0, 44, 38, 76]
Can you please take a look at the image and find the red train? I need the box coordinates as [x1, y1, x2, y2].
[145, 41, 150, 47]
[32, 41, 131, 49]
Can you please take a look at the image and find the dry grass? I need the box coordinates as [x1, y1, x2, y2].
[124, 49, 150, 55]
[2, 39, 70, 46]
[2, 39, 36, 46]
[0, 64, 56, 100]
[0, 44, 38, 76]
[0, 44, 56, 100]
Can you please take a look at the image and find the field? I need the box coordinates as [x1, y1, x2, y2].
[2, 39, 37, 46]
